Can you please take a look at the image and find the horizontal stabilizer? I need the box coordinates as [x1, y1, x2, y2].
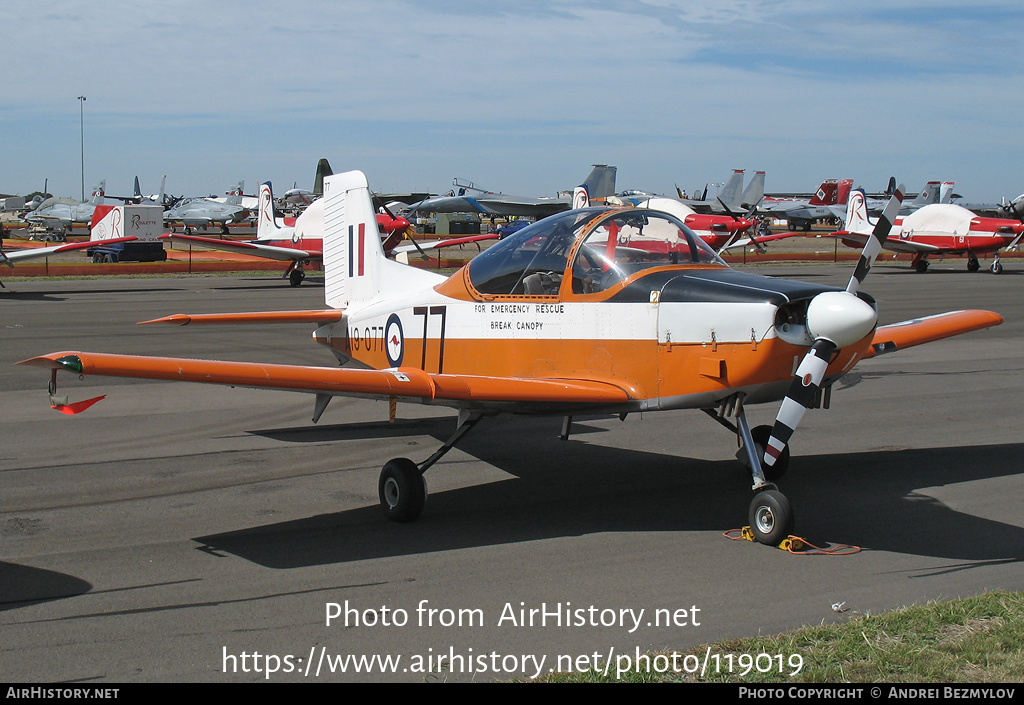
[138, 310, 343, 326]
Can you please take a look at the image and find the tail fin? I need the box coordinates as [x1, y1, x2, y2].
[836, 179, 853, 206]
[717, 170, 744, 210]
[89, 181, 106, 205]
[256, 182, 283, 240]
[572, 186, 590, 209]
[580, 165, 616, 199]
[913, 181, 940, 205]
[940, 181, 955, 204]
[808, 180, 838, 206]
[741, 171, 765, 208]
[844, 189, 872, 233]
[323, 171, 441, 310]
[225, 181, 245, 205]
[133, 176, 142, 202]
[314, 159, 333, 198]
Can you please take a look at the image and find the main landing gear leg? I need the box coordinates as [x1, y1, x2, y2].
[706, 397, 795, 546]
[378, 411, 483, 523]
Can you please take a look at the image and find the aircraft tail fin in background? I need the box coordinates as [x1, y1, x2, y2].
[256, 182, 282, 241]
[844, 189, 873, 234]
[580, 165, 617, 199]
[940, 181, 955, 204]
[89, 181, 107, 205]
[717, 170, 745, 210]
[808, 180, 839, 206]
[741, 171, 765, 208]
[836, 179, 854, 206]
[314, 159, 333, 198]
[323, 171, 442, 310]
[572, 186, 590, 209]
[913, 181, 940, 206]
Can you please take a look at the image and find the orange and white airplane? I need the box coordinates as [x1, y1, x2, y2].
[19, 171, 1003, 545]
[163, 182, 499, 286]
[833, 188, 1024, 274]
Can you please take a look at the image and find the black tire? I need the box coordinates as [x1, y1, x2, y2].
[915, 259, 929, 273]
[378, 458, 426, 523]
[748, 489, 794, 546]
[750, 424, 788, 481]
[289, 269, 305, 287]
[991, 262, 1003, 274]
[967, 258, 980, 273]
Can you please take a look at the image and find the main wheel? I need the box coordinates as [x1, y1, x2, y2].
[915, 259, 929, 273]
[750, 424, 789, 481]
[748, 489, 794, 546]
[289, 269, 305, 287]
[378, 458, 426, 523]
[967, 257, 980, 273]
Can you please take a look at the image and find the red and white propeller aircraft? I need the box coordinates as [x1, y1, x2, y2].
[163, 182, 499, 286]
[20, 172, 1002, 545]
[832, 188, 1024, 274]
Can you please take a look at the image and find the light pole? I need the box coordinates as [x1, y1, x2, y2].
[77, 95, 86, 201]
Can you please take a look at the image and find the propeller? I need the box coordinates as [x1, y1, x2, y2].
[762, 183, 905, 468]
[715, 197, 764, 254]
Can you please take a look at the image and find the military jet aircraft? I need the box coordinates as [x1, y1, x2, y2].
[406, 165, 616, 217]
[24, 182, 108, 236]
[164, 181, 250, 234]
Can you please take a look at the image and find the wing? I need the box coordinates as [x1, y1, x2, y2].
[391, 232, 499, 258]
[161, 233, 318, 261]
[866, 310, 1003, 357]
[825, 230, 942, 254]
[718, 231, 804, 251]
[1, 237, 137, 265]
[17, 352, 632, 410]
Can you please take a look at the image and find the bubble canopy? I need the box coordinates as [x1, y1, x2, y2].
[467, 207, 727, 296]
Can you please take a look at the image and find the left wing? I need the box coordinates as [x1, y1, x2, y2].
[1, 237, 137, 265]
[866, 310, 1003, 357]
[161, 233, 318, 262]
[18, 352, 633, 408]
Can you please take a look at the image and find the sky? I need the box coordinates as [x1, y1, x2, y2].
[3, 0, 1023, 204]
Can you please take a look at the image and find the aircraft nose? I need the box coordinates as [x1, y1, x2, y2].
[804, 291, 878, 348]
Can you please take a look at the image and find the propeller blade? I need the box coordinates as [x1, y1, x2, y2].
[763, 339, 835, 467]
[847, 182, 904, 294]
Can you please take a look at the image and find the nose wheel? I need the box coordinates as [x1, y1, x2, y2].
[748, 489, 794, 546]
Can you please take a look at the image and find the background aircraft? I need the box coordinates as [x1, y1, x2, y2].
[673, 169, 763, 214]
[406, 164, 617, 217]
[756, 179, 851, 231]
[163, 181, 250, 234]
[21, 172, 1001, 547]
[24, 182, 107, 235]
[163, 182, 492, 285]
[829, 189, 1024, 273]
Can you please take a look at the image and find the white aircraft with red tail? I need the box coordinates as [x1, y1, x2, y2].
[833, 188, 1024, 274]
[19, 172, 1003, 545]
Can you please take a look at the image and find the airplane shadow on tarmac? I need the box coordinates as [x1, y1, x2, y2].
[193, 414, 1024, 571]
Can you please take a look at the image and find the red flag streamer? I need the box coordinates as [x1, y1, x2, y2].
[51, 395, 106, 415]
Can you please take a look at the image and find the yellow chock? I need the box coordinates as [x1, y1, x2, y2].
[779, 536, 805, 552]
